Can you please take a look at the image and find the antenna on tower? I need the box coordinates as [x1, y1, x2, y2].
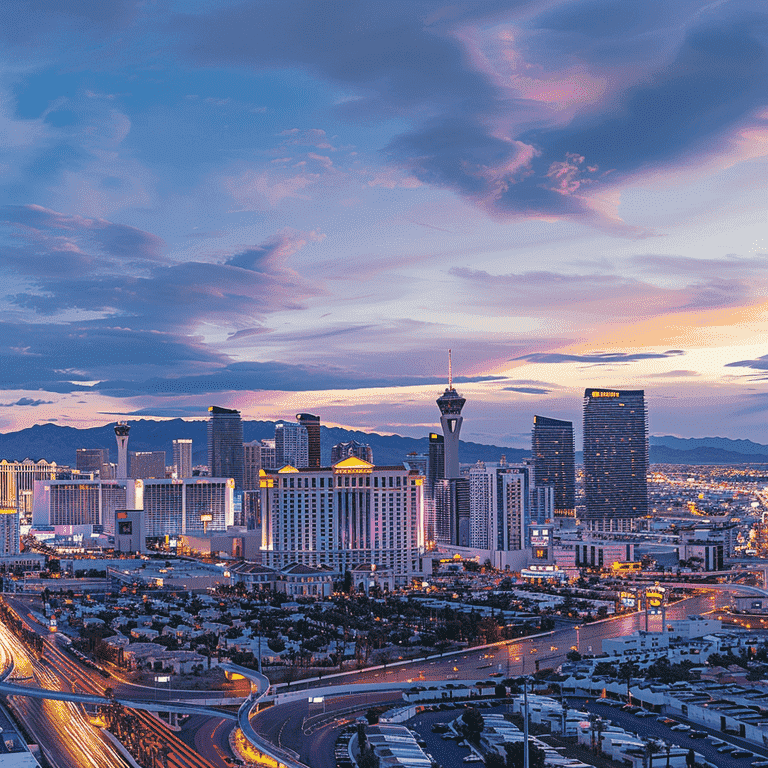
[448, 349, 453, 390]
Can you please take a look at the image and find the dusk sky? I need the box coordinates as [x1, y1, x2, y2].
[2, 0, 768, 447]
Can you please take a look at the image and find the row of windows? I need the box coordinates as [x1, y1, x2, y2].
[280, 475, 418, 489]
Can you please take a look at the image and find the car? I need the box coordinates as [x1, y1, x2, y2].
[463, 756, 484, 764]
[635, 710, 655, 718]
[689, 731, 707, 739]
[733, 750, 754, 758]
[750, 760, 768, 767]
[489, 672, 503, 678]
[441, 734, 454, 740]
[718, 745, 737, 754]
[671, 724, 691, 732]
[432, 724, 449, 733]
[707, 738, 725, 746]
[661, 718, 677, 726]
[656, 716, 669, 723]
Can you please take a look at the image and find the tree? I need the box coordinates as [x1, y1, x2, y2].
[486, 754, 506, 768]
[461, 707, 485, 743]
[566, 649, 582, 662]
[505, 741, 545, 768]
[358, 752, 379, 768]
[594, 661, 616, 677]
[619, 660, 640, 702]
[357, 722, 367, 753]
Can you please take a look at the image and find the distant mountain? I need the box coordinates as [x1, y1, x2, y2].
[0, 419, 528, 467]
[650, 435, 768, 456]
[3, 421, 768, 467]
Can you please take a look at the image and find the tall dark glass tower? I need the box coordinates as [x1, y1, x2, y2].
[532, 416, 575, 517]
[583, 389, 648, 532]
[296, 413, 321, 468]
[207, 406, 244, 490]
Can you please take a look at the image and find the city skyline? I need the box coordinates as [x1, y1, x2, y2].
[1, 2, 768, 446]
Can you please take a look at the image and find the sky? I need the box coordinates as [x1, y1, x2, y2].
[2, 0, 768, 448]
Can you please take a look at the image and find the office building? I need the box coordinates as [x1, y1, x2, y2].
[296, 413, 321, 468]
[243, 440, 262, 490]
[331, 440, 373, 464]
[129, 451, 166, 479]
[207, 406, 244, 490]
[274, 421, 308, 469]
[583, 389, 649, 532]
[76, 448, 109, 477]
[259, 457, 424, 585]
[32, 479, 129, 534]
[114, 422, 130, 480]
[0, 509, 20, 556]
[135, 478, 235, 538]
[532, 416, 576, 517]
[172, 439, 193, 479]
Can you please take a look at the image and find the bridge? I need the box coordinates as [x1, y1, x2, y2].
[0, 681, 239, 720]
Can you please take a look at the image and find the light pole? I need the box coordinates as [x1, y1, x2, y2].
[523, 675, 530, 768]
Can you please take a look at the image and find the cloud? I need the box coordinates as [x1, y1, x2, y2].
[83, 362, 507, 398]
[450, 266, 760, 319]
[516, 350, 685, 365]
[725, 355, 768, 372]
[0, 397, 54, 407]
[502, 386, 551, 394]
[176, 1, 768, 229]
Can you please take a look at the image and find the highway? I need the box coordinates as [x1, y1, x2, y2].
[258, 591, 731, 761]
[1, 598, 231, 768]
[0, 617, 131, 768]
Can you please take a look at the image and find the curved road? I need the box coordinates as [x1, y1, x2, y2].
[258, 591, 729, 762]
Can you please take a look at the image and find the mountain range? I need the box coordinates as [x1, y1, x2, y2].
[2, 421, 768, 467]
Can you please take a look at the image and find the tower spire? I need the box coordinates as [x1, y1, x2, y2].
[448, 349, 452, 390]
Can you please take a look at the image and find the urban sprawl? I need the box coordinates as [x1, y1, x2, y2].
[1, 385, 768, 768]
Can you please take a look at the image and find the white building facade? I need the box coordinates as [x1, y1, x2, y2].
[260, 457, 424, 586]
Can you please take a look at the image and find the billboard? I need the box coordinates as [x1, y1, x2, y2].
[620, 591, 637, 608]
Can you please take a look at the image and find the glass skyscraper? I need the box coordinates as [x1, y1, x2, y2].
[583, 389, 648, 532]
[207, 406, 244, 490]
[531, 415, 576, 517]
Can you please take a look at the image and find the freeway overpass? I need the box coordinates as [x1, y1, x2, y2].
[0, 680, 239, 720]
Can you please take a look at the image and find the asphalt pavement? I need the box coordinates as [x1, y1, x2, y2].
[572, 697, 768, 768]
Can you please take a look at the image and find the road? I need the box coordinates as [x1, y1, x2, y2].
[1, 598, 231, 768]
[261, 591, 730, 763]
[308, 591, 731, 688]
[0, 616, 131, 768]
[252, 690, 403, 768]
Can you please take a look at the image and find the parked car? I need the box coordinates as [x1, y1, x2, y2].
[671, 724, 691, 732]
[689, 731, 707, 739]
[635, 710, 655, 718]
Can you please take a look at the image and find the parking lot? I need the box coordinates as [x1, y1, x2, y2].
[573, 697, 768, 768]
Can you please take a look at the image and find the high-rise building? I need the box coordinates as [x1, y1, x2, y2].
[583, 389, 649, 532]
[0, 509, 20, 556]
[114, 422, 130, 480]
[469, 462, 494, 549]
[296, 413, 321, 468]
[32, 479, 129, 533]
[274, 421, 308, 469]
[259, 458, 424, 584]
[76, 448, 109, 477]
[129, 451, 166, 479]
[243, 440, 262, 490]
[436, 357, 465, 479]
[208, 406, 244, 490]
[331, 440, 373, 464]
[172, 439, 193, 479]
[532, 416, 576, 517]
[0, 459, 72, 523]
[135, 477, 235, 538]
[259, 439, 277, 470]
[434, 477, 470, 547]
[423, 432, 444, 546]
